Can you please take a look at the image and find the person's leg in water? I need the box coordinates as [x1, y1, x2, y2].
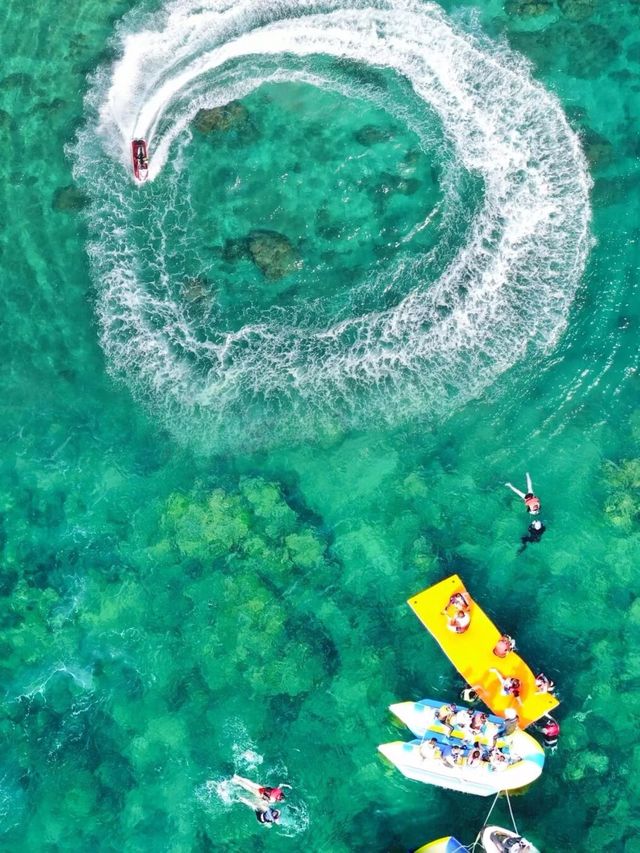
[238, 795, 264, 811]
[518, 534, 533, 555]
[526, 472, 533, 494]
[232, 775, 262, 799]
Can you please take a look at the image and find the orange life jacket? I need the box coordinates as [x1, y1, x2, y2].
[524, 494, 540, 512]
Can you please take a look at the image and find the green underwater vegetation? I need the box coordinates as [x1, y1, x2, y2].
[0, 476, 343, 847]
[603, 458, 640, 531]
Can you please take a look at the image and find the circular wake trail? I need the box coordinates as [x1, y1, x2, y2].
[75, 0, 591, 450]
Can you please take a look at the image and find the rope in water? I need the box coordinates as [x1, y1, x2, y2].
[469, 787, 521, 851]
[505, 790, 519, 836]
[470, 791, 501, 851]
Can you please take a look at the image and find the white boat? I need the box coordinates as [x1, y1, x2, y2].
[378, 698, 545, 796]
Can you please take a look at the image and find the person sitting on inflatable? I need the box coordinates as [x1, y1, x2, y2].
[466, 742, 484, 767]
[451, 708, 474, 740]
[448, 608, 471, 633]
[434, 703, 457, 735]
[470, 710, 488, 735]
[440, 744, 464, 768]
[419, 737, 441, 762]
[489, 669, 522, 700]
[493, 634, 516, 658]
[445, 592, 471, 611]
[442, 591, 472, 633]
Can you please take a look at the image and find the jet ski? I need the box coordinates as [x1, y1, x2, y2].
[481, 825, 539, 852]
[131, 138, 149, 182]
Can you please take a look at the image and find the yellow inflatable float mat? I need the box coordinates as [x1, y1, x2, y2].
[407, 574, 559, 728]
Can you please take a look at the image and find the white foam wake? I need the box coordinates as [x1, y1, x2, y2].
[74, 0, 591, 450]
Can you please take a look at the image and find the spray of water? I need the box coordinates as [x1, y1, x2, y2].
[74, 0, 591, 451]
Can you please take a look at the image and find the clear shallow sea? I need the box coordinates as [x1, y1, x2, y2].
[1, 0, 640, 849]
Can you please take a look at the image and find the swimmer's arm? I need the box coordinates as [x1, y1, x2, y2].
[489, 668, 506, 688]
[504, 483, 526, 499]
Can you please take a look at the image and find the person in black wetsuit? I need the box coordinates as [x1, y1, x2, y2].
[518, 518, 546, 554]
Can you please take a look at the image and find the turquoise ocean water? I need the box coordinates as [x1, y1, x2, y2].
[1, 0, 640, 849]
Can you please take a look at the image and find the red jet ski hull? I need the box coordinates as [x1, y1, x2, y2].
[132, 138, 149, 182]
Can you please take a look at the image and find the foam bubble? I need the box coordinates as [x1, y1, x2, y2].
[74, 0, 591, 451]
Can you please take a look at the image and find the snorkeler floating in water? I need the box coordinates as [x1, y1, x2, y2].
[534, 672, 555, 694]
[505, 472, 541, 514]
[460, 686, 480, 704]
[518, 519, 546, 554]
[533, 713, 560, 748]
[231, 774, 290, 803]
[231, 774, 291, 828]
[255, 806, 281, 826]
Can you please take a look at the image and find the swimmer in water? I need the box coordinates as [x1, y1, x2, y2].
[232, 774, 290, 804]
[534, 714, 560, 748]
[255, 806, 281, 827]
[258, 785, 286, 803]
[505, 472, 541, 514]
[460, 686, 479, 705]
[534, 672, 555, 694]
[518, 519, 546, 554]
